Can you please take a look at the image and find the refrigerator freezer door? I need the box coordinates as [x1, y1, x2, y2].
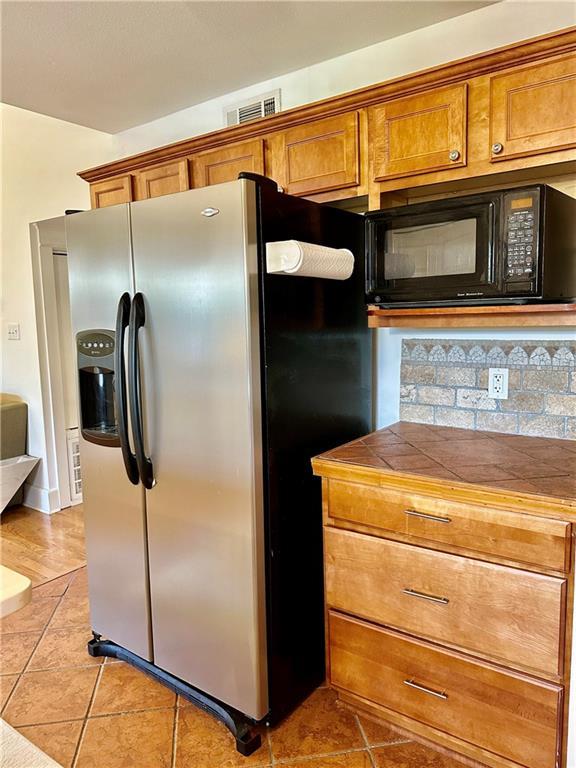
[66, 206, 153, 661]
[130, 181, 268, 719]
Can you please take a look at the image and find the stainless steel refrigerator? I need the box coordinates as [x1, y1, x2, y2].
[66, 174, 371, 753]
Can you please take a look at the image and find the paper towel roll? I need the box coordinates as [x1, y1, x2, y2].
[266, 240, 354, 280]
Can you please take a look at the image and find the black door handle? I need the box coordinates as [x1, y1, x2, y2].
[128, 292, 155, 490]
[114, 293, 139, 484]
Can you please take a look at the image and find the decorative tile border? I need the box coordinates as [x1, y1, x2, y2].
[402, 341, 575, 368]
[400, 339, 576, 440]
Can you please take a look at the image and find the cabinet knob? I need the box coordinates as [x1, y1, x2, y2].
[449, 150, 460, 162]
[492, 142, 504, 154]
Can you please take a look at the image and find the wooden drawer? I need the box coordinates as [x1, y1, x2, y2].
[325, 528, 566, 676]
[327, 479, 571, 572]
[330, 612, 563, 768]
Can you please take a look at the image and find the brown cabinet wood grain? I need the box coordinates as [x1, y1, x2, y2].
[279, 113, 359, 196]
[325, 527, 566, 676]
[134, 159, 189, 200]
[190, 139, 265, 188]
[90, 176, 133, 209]
[327, 479, 572, 572]
[330, 612, 563, 768]
[370, 84, 467, 181]
[490, 53, 576, 162]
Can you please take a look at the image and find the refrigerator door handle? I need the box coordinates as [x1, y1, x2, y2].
[128, 292, 155, 489]
[114, 293, 139, 485]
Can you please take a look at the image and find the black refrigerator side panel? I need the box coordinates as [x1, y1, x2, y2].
[256, 185, 372, 722]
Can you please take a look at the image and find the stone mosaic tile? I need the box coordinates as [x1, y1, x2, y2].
[400, 339, 575, 439]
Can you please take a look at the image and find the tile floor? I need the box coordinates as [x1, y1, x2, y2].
[1, 567, 466, 767]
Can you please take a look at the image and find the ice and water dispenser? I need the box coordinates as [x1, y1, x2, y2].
[76, 330, 119, 446]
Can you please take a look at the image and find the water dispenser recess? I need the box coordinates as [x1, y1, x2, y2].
[77, 330, 120, 447]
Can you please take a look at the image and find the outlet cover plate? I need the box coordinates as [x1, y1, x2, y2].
[488, 367, 509, 399]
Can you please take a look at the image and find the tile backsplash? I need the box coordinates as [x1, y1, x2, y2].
[400, 339, 576, 440]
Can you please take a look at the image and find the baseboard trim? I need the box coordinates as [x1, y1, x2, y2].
[23, 484, 61, 514]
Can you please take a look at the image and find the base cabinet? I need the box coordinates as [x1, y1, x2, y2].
[313, 429, 575, 768]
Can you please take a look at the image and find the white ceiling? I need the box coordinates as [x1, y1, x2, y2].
[1, 1, 496, 133]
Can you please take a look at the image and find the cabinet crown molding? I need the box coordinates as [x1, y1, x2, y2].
[79, 26, 576, 183]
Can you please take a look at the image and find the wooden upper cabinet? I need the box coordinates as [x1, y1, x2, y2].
[134, 159, 189, 200]
[279, 113, 359, 196]
[191, 139, 265, 188]
[90, 175, 133, 209]
[489, 53, 576, 162]
[371, 84, 467, 181]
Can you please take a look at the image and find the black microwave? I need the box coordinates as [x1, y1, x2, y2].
[365, 185, 576, 307]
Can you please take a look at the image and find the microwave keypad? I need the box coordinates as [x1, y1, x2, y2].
[506, 211, 535, 280]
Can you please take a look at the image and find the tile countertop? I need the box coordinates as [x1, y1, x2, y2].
[316, 422, 576, 505]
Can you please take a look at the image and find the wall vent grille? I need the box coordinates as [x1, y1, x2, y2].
[66, 428, 83, 504]
[225, 90, 281, 127]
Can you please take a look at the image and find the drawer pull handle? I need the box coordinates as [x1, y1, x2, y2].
[405, 509, 451, 524]
[403, 679, 448, 700]
[403, 588, 449, 605]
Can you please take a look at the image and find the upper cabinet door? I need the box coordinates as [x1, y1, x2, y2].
[371, 84, 467, 181]
[191, 139, 265, 188]
[280, 113, 359, 196]
[134, 159, 189, 200]
[90, 176, 133, 208]
[489, 54, 576, 162]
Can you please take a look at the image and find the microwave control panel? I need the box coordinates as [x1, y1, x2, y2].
[503, 191, 539, 283]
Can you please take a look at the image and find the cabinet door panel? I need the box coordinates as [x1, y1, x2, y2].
[90, 176, 133, 209]
[191, 140, 264, 188]
[281, 113, 359, 196]
[135, 159, 189, 200]
[490, 54, 576, 161]
[371, 84, 467, 180]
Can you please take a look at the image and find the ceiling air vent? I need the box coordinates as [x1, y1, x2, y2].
[225, 90, 281, 127]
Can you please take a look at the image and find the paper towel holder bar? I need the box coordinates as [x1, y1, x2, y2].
[265, 240, 355, 280]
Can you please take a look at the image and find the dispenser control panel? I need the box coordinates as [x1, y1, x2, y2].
[77, 331, 115, 358]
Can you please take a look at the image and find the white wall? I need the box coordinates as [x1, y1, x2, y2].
[1, 104, 115, 511]
[116, 1, 576, 156]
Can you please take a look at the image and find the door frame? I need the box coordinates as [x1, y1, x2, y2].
[30, 216, 76, 511]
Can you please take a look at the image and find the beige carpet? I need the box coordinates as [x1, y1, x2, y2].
[0, 720, 62, 768]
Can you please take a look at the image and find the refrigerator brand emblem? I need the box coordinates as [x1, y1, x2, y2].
[201, 207, 220, 218]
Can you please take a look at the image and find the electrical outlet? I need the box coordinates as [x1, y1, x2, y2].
[7, 323, 20, 341]
[488, 367, 509, 399]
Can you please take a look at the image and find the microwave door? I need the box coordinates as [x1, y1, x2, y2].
[369, 203, 501, 305]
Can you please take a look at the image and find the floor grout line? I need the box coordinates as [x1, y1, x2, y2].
[170, 701, 179, 768]
[356, 714, 377, 768]
[266, 726, 274, 766]
[25, 661, 104, 674]
[273, 746, 376, 765]
[87, 704, 177, 720]
[71, 656, 104, 768]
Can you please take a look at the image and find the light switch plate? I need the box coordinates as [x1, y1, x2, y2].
[7, 323, 20, 341]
